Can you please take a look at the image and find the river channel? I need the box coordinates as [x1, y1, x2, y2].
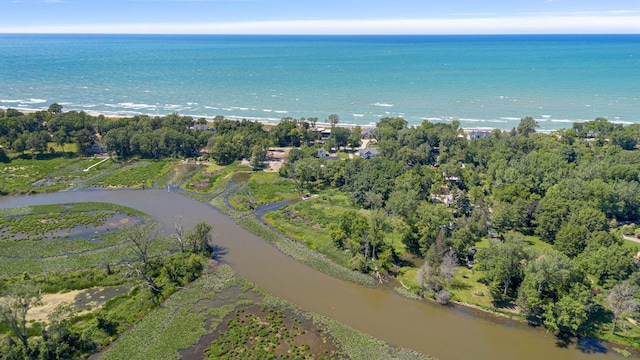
[0, 189, 627, 359]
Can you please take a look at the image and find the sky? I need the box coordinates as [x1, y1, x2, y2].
[1, 0, 640, 34]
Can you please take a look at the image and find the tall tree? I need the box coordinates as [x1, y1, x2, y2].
[186, 221, 213, 256]
[517, 116, 539, 137]
[607, 281, 639, 334]
[476, 233, 527, 299]
[126, 223, 159, 265]
[0, 280, 42, 349]
[328, 114, 340, 129]
[174, 214, 185, 253]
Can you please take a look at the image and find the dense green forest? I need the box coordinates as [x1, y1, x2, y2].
[2, 104, 640, 341]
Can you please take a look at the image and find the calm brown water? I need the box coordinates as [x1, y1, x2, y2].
[0, 190, 630, 360]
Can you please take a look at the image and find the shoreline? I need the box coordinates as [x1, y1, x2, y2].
[2, 106, 563, 133]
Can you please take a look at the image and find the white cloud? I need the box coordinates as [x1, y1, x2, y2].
[1, 15, 640, 34]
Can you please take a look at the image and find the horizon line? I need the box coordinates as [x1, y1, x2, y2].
[1, 15, 640, 35]
[2, 33, 640, 36]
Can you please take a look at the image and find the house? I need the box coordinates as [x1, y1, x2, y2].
[317, 148, 329, 159]
[467, 130, 492, 140]
[360, 127, 376, 139]
[86, 141, 107, 155]
[468, 130, 492, 140]
[317, 148, 339, 160]
[189, 124, 216, 132]
[358, 147, 379, 159]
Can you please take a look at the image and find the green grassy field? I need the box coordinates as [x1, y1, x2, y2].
[0, 157, 110, 193]
[264, 192, 355, 266]
[183, 162, 250, 194]
[264, 191, 408, 268]
[86, 159, 173, 188]
[229, 171, 298, 210]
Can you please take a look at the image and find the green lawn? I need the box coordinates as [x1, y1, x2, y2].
[86, 160, 173, 188]
[230, 171, 298, 210]
[46, 142, 79, 153]
[264, 191, 359, 265]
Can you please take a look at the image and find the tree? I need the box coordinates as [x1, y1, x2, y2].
[0, 280, 42, 349]
[544, 284, 592, 333]
[440, 249, 459, 285]
[330, 126, 351, 147]
[186, 221, 213, 256]
[123, 223, 162, 295]
[516, 249, 591, 330]
[607, 282, 639, 333]
[249, 144, 268, 170]
[414, 202, 453, 256]
[350, 125, 362, 148]
[26, 130, 50, 153]
[126, 223, 159, 265]
[48, 103, 63, 114]
[328, 114, 340, 128]
[174, 214, 185, 253]
[554, 223, 589, 258]
[39, 303, 97, 359]
[476, 233, 527, 299]
[517, 116, 539, 137]
[580, 244, 636, 285]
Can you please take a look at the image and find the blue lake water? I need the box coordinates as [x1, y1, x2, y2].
[0, 34, 639, 130]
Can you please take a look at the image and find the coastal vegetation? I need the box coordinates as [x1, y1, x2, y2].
[2, 104, 640, 354]
[0, 200, 224, 358]
[0, 201, 427, 359]
[257, 115, 640, 346]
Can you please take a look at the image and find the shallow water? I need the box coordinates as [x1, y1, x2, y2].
[0, 189, 632, 359]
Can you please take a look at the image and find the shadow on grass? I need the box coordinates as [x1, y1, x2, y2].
[450, 281, 472, 291]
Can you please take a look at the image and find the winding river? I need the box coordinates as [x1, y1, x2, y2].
[0, 189, 627, 359]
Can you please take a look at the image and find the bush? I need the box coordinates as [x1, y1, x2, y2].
[621, 224, 636, 236]
[435, 289, 451, 305]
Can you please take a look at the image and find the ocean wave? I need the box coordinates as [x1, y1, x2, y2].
[118, 102, 156, 110]
[371, 103, 394, 107]
[28, 98, 47, 104]
[274, 110, 289, 114]
[0, 99, 22, 103]
[352, 114, 365, 117]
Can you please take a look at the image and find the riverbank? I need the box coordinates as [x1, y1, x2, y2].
[0, 189, 625, 359]
[208, 175, 640, 353]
